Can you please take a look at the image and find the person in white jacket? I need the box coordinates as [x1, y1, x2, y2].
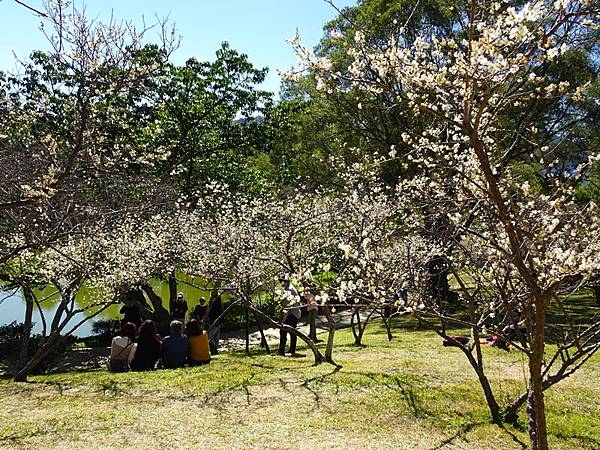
[109, 322, 137, 372]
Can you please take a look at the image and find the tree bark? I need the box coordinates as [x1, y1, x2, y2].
[245, 301, 250, 354]
[14, 333, 63, 382]
[252, 310, 270, 353]
[322, 304, 336, 364]
[16, 286, 35, 374]
[168, 272, 177, 314]
[527, 296, 549, 450]
[350, 306, 360, 343]
[447, 331, 502, 425]
[353, 306, 378, 346]
[380, 309, 394, 341]
[471, 334, 501, 424]
[141, 284, 171, 336]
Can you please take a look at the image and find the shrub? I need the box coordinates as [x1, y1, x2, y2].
[0, 321, 76, 375]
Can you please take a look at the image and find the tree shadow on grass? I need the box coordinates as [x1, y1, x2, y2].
[299, 365, 342, 408]
[329, 370, 529, 449]
[428, 421, 527, 450]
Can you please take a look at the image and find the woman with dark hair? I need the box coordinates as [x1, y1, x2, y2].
[186, 319, 211, 366]
[130, 320, 161, 371]
[108, 322, 137, 372]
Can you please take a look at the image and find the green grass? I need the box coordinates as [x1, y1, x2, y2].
[1, 320, 599, 450]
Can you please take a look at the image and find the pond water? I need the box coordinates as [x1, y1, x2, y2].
[0, 279, 212, 337]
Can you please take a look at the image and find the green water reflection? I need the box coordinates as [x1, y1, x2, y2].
[1, 274, 225, 336]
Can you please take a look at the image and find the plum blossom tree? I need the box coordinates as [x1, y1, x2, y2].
[290, 1, 600, 448]
[174, 190, 326, 363]
[7, 213, 177, 381]
[0, 0, 180, 380]
[0, 0, 178, 265]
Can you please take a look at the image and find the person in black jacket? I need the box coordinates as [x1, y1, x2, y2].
[120, 297, 142, 328]
[171, 292, 188, 323]
[130, 320, 161, 371]
[207, 293, 223, 354]
[192, 296, 208, 327]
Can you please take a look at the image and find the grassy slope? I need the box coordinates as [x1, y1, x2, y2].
[0, 319, 598, 450]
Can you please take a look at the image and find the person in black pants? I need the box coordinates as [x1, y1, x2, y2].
[278, 277, 301, 356]
[207, 293, 223, 354]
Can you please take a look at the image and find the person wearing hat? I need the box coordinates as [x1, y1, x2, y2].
[192, 296, 208, 328]
[171, 291, 188, 323]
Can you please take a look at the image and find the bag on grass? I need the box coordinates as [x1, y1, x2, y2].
[442, 336, 469, 347]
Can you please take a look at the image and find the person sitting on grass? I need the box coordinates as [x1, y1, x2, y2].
[186, 319, 211, 366]
[161, 320, 188, 369]
[108, 322, 137, 372]
[130, 320, 161, 371]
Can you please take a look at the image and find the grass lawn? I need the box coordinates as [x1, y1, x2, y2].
[1, 319, 599, 450]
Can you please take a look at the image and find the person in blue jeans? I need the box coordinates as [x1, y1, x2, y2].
[161, 320, 188, 368]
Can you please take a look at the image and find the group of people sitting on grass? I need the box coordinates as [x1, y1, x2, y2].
[109, 279, 318, 370]
[108, 318, 211, 372]
[109, 290, 224, 372]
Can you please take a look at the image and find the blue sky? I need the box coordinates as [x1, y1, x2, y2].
[1, 0, 357, 95]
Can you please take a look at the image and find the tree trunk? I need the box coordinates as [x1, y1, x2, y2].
[476, 364, 501, 424]
[245, 302, 250, 354]
[471, 315, 500, 425]
[352, 306, 364, 345]
[16, 286, 35, 373]
[322, 304, 336, 364]
[50, 298, 68, 333]
[459, 284, 501, 424]
[356, 307, 378, 345]
[472, 333, 501, 424]
[350, 307, 359, 342]
[141, 284, 171, 336]
[381, 309, 393, 341]
[14, 333, 63, 382]
[527, 296, 549, 450]
[252, 310, 270, 353]
[593, 285, 600, 307]
[168, 272, 177, 314]
[453, 333, 502, 425]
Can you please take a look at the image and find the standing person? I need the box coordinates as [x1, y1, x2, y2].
[303, 287, 319, 342]
[108, 322, 137, 372]
[161, 320, 188, 369]
[186, 319, 211, 366]
[120, 293, 142, 328]
[130, 320, 161, 371]
[171, 291, 188, 323]
[278, 277, 301, 356]
[192, 296, 208, 327]
[207, 292, 223, 355]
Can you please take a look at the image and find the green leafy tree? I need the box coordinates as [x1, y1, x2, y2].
[150, 43, 280, 199]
